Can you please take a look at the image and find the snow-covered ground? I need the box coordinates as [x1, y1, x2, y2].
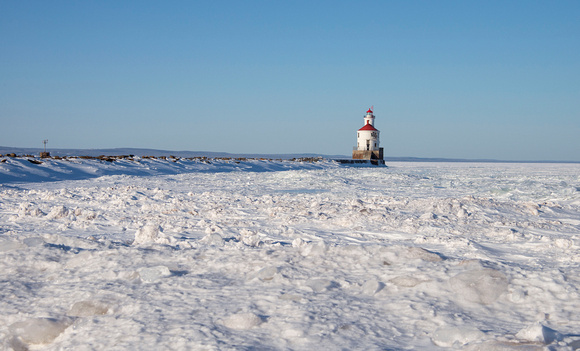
[1, 159, 580, 350]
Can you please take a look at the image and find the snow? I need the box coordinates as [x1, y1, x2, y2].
[0, 156, 336, 184]
[1, 158, 580, 349]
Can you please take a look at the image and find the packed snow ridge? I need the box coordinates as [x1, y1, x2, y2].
[0, 155, 341, 184]
[1, 160, 580, 350]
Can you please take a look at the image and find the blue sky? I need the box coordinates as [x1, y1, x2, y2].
[1, 1, 579, 160]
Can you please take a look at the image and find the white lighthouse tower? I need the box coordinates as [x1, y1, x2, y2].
[353, 107, 384, 160]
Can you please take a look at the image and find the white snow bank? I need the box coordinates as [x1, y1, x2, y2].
[0, 156, 341, 183]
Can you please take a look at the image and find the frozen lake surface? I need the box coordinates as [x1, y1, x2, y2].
[1, 159, 580, 350]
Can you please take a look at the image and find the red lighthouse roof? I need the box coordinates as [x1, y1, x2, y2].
[366, 108, 373, 114]
[358, 123, 378, 131]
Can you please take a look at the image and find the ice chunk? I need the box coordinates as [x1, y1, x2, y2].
[281, 327, 304, 338]
[389, 275, 426, 288]
[431, 326, 484, 347]
[420, 212, 437, 220]
[292, 237, 307, 248]
[457, 208, 469, 218]
[462, 341, 544, 350]
[23, 237, 45, 247]
[278, 294, 303, 302]
[0, 239, 23, 252]
[28, 207, 45, 217]
[222, 312, 262, 330]
[305, 279, 333, 292]
[46, 205, 69, 219]
[450, 268, 508, 304]
[239, 229, 261, 247]
[10, 317, 73, 345]
[138, 265, 172, 282]
[134, 224, 160, 244]
[254, 266, 279, 281]
[300, 241, 326, 256]
[68, 300, 110, 317]
[553, 238, 573, 249]
[361, 279, 384, 295]
[508, 288, 527, 303]
[241, 234, 261, 247]
[405, 247, 442, 262]
[65, 250, 93, 269]
[515, 322, 562, 344]
[200, 233, 224, 246]
[524, 202, 540, 215]
[568, 339, 580, 350]
[133, 224, 173, 245]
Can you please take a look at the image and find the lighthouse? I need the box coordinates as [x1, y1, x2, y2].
[352, 107, 384, 160]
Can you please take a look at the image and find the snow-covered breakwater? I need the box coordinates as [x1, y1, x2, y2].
[1, 162, 580, 349]
[0, 156, 338, 184]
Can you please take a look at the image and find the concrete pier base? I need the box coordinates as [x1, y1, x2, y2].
[352, 148, 383, 161]
[335, 159, 386, 166]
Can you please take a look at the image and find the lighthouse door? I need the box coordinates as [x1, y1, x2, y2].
[366, 140, 370, 151]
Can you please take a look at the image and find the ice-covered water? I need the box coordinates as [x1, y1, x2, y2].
[1, 160, 579, 350]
